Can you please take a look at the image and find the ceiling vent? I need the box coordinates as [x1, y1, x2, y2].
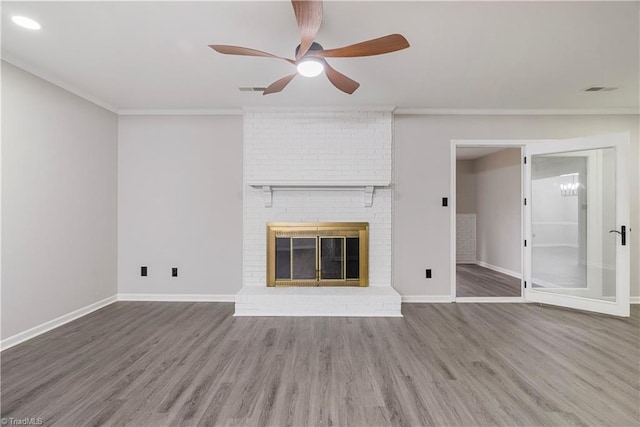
[239, 87, 267, 92]
[584, 86, 618, 92]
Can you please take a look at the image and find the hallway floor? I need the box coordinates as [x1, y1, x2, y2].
[457, 263, 521, 297]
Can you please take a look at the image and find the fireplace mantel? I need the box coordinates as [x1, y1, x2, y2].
[247, 180, 390, 207]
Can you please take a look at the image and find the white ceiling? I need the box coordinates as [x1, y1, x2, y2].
[2, 1, 638, 111]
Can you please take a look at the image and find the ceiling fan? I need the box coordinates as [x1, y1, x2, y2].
[209, 0, 410, 95]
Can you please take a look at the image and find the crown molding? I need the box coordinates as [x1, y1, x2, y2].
[118, 109, 242, 116]
[243, 105, 397, 113]
[2, 55, 119, 114]
[394, 108, 639, 115]
[119, 107, 638, 116]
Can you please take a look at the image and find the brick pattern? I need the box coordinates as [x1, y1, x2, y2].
[244, 110, 392, 183]
[456, 214, 477, 263]
[243, 110, 393, 287]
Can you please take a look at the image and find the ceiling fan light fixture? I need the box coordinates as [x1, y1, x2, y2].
[296, 59, 324, 77]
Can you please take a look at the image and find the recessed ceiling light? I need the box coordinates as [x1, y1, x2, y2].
[11, 16, 41, 30]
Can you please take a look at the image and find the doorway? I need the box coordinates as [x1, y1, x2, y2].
[452, 144, 524, 301]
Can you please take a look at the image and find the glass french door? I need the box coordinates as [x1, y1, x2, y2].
[524, 133, 630, 316]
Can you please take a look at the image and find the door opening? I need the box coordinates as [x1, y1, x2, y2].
[452, 144, 525, 301]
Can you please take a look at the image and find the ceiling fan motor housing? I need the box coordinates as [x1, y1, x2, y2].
[295, 42, 324, 58]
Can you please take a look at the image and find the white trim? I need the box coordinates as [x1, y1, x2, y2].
[243, 106, 396, 113]
[401, 295, 454, 303]
[0, 295, 117, 351]
[247, 180, 390, 187]
[247, 181, 390, 208]
[117, 293, 235, 302]
[631, 297, 640, 304]
[2, 56, 118, 114]
[454, 138, 556, 146]
[102, 107, 640, 117]
[456, 297, 526, 303]
[118, 109, 242, 116]
[394, 108, 640, 116]
[475, 260, 522, 279]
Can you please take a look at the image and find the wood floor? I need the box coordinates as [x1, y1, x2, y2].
[457, 264, 522, 297]
[2, 302, 639, 426]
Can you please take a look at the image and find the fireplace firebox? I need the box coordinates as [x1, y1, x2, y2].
[267, 222, 369, 287]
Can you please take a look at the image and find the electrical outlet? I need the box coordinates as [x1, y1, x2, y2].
[172, 267, 178, 277]
[425, 269, 432, 279]
[141, 266, 147, 277]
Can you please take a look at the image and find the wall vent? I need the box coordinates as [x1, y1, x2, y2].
[584, 86, 618, 92]
[239, 87, 267, 92]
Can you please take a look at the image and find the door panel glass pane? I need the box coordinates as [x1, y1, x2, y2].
[531, 148, 616, 301]
[292, 238, 316, 280]
[320, 237, 344, 280]
[275, 237, 291, 280]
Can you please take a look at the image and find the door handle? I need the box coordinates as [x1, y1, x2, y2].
[609, 225, 626, 246]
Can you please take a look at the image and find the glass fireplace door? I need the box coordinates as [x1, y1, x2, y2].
[320, 237, 344, 280]
[268, 222, 369, 287]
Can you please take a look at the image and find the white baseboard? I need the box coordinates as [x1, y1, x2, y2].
[0, 295, 117, 352]
[402, 295, 454, 303]
[475, 260, 522, 279]
[3, 292, 634, 351]
[117, 293, 235, 302]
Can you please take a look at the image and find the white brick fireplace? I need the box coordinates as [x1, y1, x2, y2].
[236, 108, 401, 316]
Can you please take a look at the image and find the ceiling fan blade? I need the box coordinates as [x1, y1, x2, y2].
[321, 59, 360, 94]
[263, 73, 298, 95]
[292, 0, 323, 60]
[209, 45, 296, 65]
[309, 34, 410, 58]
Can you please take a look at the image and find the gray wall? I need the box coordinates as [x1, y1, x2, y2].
[456, 160, 475, 214]
[117, 115, 243, 296]
[1, 62, 118, 340]
[393, 114, 639, 297]
[473, 148, 522, 274]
